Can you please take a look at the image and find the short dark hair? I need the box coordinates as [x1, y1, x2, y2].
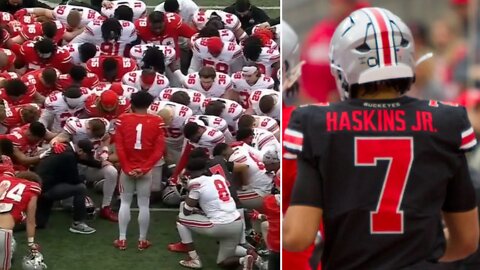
[142, 46, 165, 74]
[34, 38, 55, 54]
[235, 0, 251, 12]
[199, 66, 216, 79]
[28, 121, 46, 138]
[114, 5, 134, 21]
[213, 143, 229, 156]
[63, 86, 82, 98]
[130, 91, 154, 110]
[237, 114, 255, 130]
[4, 79, 27, 97]
[204, 100, 225, 116]
[148, 11, 164, 24]
[101, 18, 122, 42]
[349, 78, 414, 98]
[69, 65, 87, 82]
[41, 21, 57, 39]
[186, 157, 207, 172]
[236, 128, 254, 141]
[169, 91, 190, 106]
[198, 25, 220, 38]
[78, 43, 97, 63]
[243, 36, 263, 61]
[205, 17, 225, 30]
[88, 118, 106, 138]
[0, 138, 14, 157]
[183, 122, 200, 140]
[102, 57, 118, 73]
[41, 68, 58, 86]
[164, 0, 180, 12]
[259, 95, 275, 114]
[189, 147, 209, 159]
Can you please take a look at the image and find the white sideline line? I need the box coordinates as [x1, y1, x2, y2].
[53, 207, 179, 212]
[39, 1, 280, 10]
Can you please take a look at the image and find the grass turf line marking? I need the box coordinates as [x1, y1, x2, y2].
[39, 0, 280, 9]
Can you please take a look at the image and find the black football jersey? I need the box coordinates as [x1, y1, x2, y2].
[284, 96, 477, 269]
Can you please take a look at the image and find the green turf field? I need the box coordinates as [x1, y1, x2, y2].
[12, 193, 224, 270]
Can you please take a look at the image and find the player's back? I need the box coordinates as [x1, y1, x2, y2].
[0, 176, 41, 223]
[116, 113, 163, 164]
[285, 96, 477, 269]
[188, 174, 239, 224]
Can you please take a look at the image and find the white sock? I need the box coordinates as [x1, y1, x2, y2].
[238, 209, 247, 244]
[176, 221, 193, 243]
[118, 193, 132, 240]
[239, 257, 245, 264]
[235, 245, 247, 257]
[137, 196, 150, 241]
[188, 250, 198, 259]
[102, 165, 118, 207]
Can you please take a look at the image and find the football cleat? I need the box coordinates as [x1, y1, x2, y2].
[167, 242, 189, 253]
[113, 239, 127, 250]
[138, 240, 151, 251]
[179, 256, 202, 269]
[99, 206, 118, 222]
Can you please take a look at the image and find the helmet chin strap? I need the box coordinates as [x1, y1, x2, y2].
[416, 52, 434, 66]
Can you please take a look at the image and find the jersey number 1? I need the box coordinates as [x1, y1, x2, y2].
[134, 124, 142, 150]
[355, 137, 413, 234]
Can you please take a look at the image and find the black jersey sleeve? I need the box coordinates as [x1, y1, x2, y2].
[285, 106, 324, 208]
[442, 154, 477, 212]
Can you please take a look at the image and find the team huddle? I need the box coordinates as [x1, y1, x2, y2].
[0, 0, 281, 269]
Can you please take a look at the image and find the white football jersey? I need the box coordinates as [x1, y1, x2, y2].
[190, 124, 225, 155]
[231, 71, 274, 108]
[122, 71, 169, 98]
[229, 142, 273, 193]
[40, 89, 90, 132]
[129, 44, 176, 68]
[202, 97, 244, 130]
[183, 72, 232, 98]
[250, 47, 280, 77]
[190, 29, 236, 45]
[53, 5, 103, 27]
[249, 89, 280, 120]
[154, 0, 199, 24]
[158, 87, 205, 115]
[187, 115, 233, 143]
[253, 115, 279, 138]
[71, 19, 137, 56]
[252, 128, 280, 163]
[101, 0, 147, 20]
[63, 116, 110, 146]
[148, 100, 192, 142]
[91, 82, 138, 97]
[187, 175, 239, 224]
[62, 43, 101, 66]
[192, 10, 241, 31]
[191, 38, 243, 75]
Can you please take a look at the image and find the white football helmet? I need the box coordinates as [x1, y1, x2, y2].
[162, 185, 185, 206]
[282, 21, 304, 93]
[22, 251, 47, 270]
[329, 7, 416, 99]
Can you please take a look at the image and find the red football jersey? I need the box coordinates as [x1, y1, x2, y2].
[263, 194, 280, 252]
[84, 94, 130, 121]
[134, 13, 196, 57]
[5, 124, 41, 156]
[86, 56, 137, 82]
[21, 68, 60, 96]
[115, 113, 165, 174]
[0, 84, 36, 106]
[20, 21, 65, 43]
[0, 48, 15, 72]
[0, 29, 10, 48]
[1, 103, 40, 132]
[0, 175, 41, 223]
[20, 41, 73, 73]
[55, 73, 100, 91]
[0, 12, 13, 25]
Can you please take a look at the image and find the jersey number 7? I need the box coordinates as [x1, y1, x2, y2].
[355, 137, 413, 234]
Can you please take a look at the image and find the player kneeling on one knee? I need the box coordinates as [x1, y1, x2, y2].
[167, 156, 256, 270]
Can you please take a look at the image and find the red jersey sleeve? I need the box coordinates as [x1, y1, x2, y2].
[114, 114, 134, 174]
[178, 22, 197, 38]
